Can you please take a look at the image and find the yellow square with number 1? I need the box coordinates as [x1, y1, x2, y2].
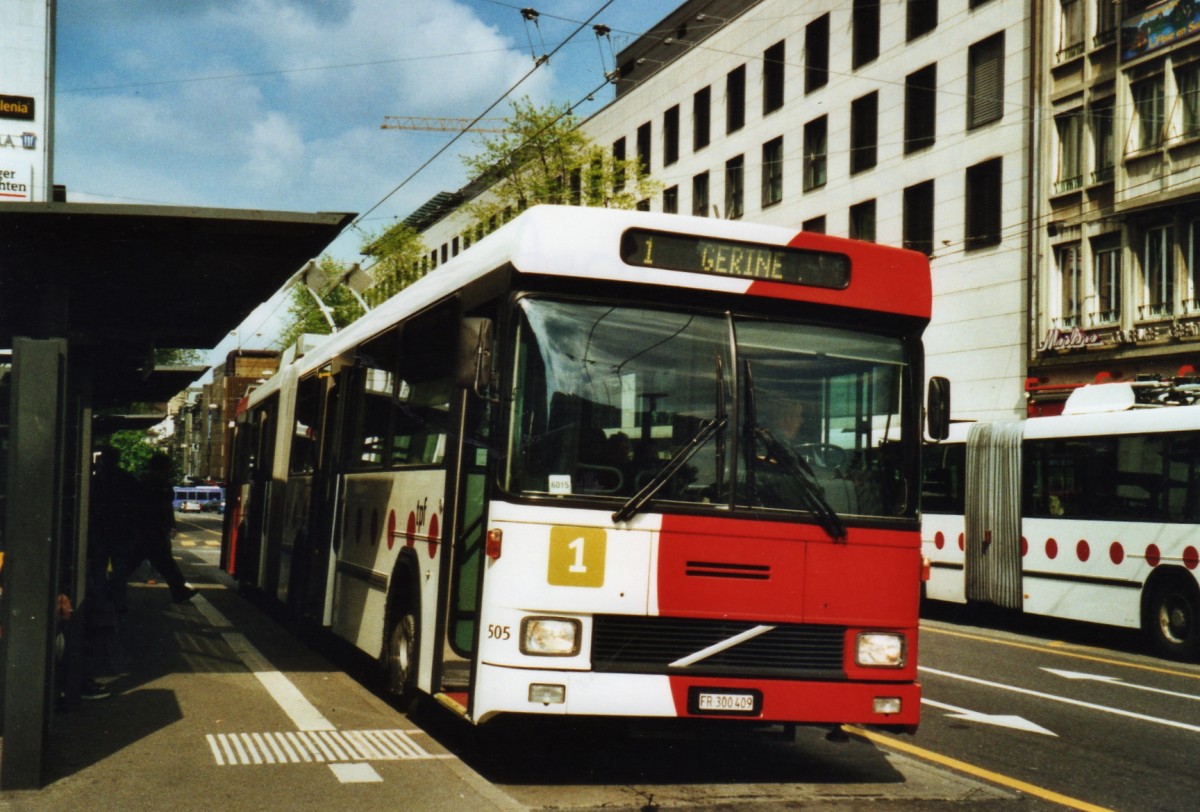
[547, 526, 606, 587]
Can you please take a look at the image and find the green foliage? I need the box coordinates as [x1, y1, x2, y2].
[108, 430, 171, 480]
[274, 255, 366, 351]
[362, 222, 427, 306]
[461, 97, 661, 226]
[153, 348, 205, 366]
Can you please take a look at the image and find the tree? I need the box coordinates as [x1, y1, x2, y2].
[154, 348, 205, 366]
[362, 222, 427, 306]
[460, 97, 661, 226]
[107, 429, 169, 480]
[274, 255, 366, 351]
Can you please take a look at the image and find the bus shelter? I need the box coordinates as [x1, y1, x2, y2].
[0, 202, 354, 788]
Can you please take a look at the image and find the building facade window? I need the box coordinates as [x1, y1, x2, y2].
[762, 136, 784, 208]
[965, 157, 1002, 249]
[1143, 224, 1175, 318]
[1095, 0, 1117, 45]
[1189, 221, 1200, 312]
[802, 215, 826, 234]
[968, 32, 1005, 129]
[907, 0, 937, 41]
[693, 171, 710, 217]
[1178, 63, 1200, 138]
[727, 65, 746, 134]
[664, 105, 680, 166]
[852, 0, 880, 68]
[1091, 99, 1114, 183]
[1132, 76, 1165, 151]
[663, 185, 678, 214]
[1091, 236, 1121, 325]
[613, 137, 626, 191]
[903, 180, 935, 256]
[764, 40, 785, 114]
[636, 121, 651, 176]
[850, 199, 877, 242]
[1055, 109, 1083, 193]
[850, 92, 879, 174]
[1055, 242, 1082, 327]
[803, 116, 827, 191]
[805, 14, 829, 93]
[725, 155, 745, 220]
[694, 86, 711, 151]
[905, 64, 937, 153]
[1057, 0, 1084, 61]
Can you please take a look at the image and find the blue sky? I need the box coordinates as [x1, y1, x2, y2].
[53, 1, 671, 356]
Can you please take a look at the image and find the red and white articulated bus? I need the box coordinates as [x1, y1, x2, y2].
[922, 381, 1200, 660]
[223, 205, 946, 734]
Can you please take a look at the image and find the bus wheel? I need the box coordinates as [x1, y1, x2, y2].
[1146, 577, 1200, 661]
[385, 599, 418, 699]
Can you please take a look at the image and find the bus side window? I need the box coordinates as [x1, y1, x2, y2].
[393, 377, 451, 467]
[291, 376, 322, 475]
[922, 443, 965, 514]
[1115, 434, 1165, 517]
[1167, 432, 1200, 522]
[347, 328, 402, 470]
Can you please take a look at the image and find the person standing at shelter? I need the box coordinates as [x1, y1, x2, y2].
[134, 454, 197, 604]
[90, 444, 140, 614]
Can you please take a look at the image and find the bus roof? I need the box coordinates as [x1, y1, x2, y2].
[256, 206, 931, 400]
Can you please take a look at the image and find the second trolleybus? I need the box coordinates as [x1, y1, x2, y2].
[222, 205, 948, 732]
[923, 380, 1200, 660]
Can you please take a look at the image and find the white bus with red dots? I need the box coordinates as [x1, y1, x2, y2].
[222, 205, 949, 734]
[922, 380, 1200, 660]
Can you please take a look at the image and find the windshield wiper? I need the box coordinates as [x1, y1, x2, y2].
[612, 415, 727, 523]
[754, 425, 848, 543]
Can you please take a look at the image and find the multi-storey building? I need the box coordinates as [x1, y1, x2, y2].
[191, 350, 278, 482]
[414, 0, 1035, 422]
[1031, 0, 1200, 413]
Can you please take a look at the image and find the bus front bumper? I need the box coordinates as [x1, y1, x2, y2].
[472, 662, 920, 730]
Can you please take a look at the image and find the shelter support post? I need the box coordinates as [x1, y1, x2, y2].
[1, 337, 68, 790]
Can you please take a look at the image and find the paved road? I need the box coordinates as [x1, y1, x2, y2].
[10, 512, 1191, 810]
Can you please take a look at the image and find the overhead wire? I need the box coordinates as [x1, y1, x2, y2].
[350, 0, 618, 233]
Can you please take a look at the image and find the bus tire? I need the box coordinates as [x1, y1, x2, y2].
[384, 571, 419, 700]
[1145, 573, 1200, 661]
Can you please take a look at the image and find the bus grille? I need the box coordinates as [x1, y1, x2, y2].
[590, 615, 846, 680]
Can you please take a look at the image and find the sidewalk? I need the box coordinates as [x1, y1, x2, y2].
[0, 544, 521, 812]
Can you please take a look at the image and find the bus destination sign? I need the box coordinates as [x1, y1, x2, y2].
[620, 229, 850, 290]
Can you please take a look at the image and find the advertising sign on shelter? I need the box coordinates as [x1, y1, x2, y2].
[0, 0, 53, 202]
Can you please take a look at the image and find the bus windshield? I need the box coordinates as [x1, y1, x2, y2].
[505, 297, 912, 520]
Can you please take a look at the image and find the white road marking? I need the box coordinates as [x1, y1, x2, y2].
[190, 593, 233, 628]
[221, 631, 336, 731]
[921, 665, 1200, 734]
[1042, 668, 1200, 702]
[329, 763, 383, 783]
[205, 730, 452, 765]
[193, 589, 458, 783]
[921, 697, 1057, 736]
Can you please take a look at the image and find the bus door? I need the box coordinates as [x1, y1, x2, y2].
[291, 363, 349, 625]
[439, 384, 491, 701]
[245, 398, 279, 591]
[964, 421, 1023, 610]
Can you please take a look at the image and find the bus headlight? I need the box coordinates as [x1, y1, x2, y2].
[855, 632, 906, 668]
[520, 617, 581, 656]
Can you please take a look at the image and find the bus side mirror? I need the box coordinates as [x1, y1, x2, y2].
[926, 376, 951, 441]
[457, 317, 494, 397]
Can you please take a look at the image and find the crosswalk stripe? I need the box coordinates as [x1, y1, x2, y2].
[206, 730, 445, 766]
